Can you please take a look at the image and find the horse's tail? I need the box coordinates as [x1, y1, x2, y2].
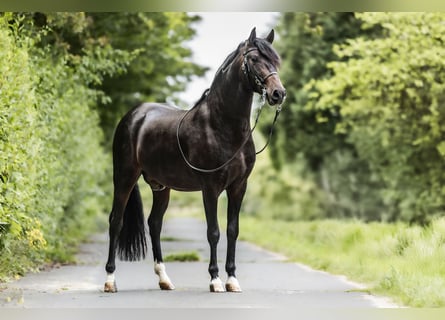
[117, 184, 147, 261]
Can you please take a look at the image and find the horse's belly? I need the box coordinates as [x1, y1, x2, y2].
[146, 172, 202, 192]
[139, 150, 202, 191]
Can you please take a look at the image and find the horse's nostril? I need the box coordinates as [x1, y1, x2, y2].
[272, 90, 281, 100]
[272, 89, 284, 102]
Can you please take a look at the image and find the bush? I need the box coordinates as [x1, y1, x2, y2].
[0, 14, 111, 280]
[0, 17, 46, 276]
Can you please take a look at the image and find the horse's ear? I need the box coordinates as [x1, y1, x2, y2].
[266, 29, 274, 44]
[248, 27, 256, 44]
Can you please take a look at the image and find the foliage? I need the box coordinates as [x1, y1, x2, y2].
[17, 12, 207, 141]
[307, 13, 445, 223]
[266, 12, 445, 222]
[244, 133, 325, 221]
[262, 13, 385, 221]
[0, 13, 118, 280]
[86, 12, 207, 140]
[240, 215, 445, 307]
[268, 13, 366, 169]
[0, 14, 46, 276]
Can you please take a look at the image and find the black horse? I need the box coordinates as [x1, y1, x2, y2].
[104, 28, 286, 293]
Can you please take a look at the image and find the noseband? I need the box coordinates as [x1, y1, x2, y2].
[242, 47, 278, 92]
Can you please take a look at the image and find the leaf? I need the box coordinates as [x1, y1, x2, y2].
[437, 141, 445, 158]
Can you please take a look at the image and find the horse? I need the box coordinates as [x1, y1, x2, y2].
[104, 27, 286, 293]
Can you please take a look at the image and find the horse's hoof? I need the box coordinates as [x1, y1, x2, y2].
[104, 281, 117, 293]
[209, 277, 225, 293]
[159, 281, 175, 290]
[155, 262, 175, 290]
[225, 276, 242, 293]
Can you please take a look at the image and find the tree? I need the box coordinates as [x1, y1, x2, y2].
[308, 13, 445, 223]
[267, 13, 384, 220]
[87, 13, 207, 138]
[18, 12, 207, 139]
[270, 13, 369, 169]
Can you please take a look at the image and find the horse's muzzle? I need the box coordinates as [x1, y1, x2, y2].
[266, 74, 286, 106]
[269, 88, 286, 105]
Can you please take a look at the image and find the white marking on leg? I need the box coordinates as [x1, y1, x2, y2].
[209, 277, 225, 292]
[104, 272, 117, 293]
[106, 273, 115, 283]
[225, 276, 242, 292]
[154, 262, 175, 290]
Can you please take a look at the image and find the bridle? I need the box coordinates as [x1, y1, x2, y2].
[242, 47, 278, 95]
[176, 46, 283, 173]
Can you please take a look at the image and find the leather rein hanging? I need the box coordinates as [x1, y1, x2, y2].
[176, 48, 283, 173]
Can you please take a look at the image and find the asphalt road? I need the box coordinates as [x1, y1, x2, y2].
[0, 216, 397, 308]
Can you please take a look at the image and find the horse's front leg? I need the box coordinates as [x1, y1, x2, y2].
[224, 181, 247, 292]
[202, 189, 224, 292]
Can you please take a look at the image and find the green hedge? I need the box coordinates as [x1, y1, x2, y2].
[0, 15, 111, 280]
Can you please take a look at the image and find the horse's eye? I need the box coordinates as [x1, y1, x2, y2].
[250, 56, 258, 63]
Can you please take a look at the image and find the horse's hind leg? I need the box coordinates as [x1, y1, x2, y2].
[147, 187, 175, 290]
[104, 122, 142, 292]
[104, 167, 141, 293]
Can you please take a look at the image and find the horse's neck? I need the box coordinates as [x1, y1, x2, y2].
[186, 67, 253, 149]
[207, 67, 253, 122]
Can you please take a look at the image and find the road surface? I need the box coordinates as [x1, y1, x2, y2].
[0, 216, 397, 308]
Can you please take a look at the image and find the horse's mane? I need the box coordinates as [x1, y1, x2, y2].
[216, 42, 244, 74]
[205, 35, 281, 102]
[215, 38, 281, 77]
[191, 88, 210, 108]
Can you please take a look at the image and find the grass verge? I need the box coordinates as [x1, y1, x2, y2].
[239, 215, 445, 307]
[164, 251, 200, 262]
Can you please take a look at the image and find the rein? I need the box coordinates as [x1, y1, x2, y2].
[176, 47, 282, 174]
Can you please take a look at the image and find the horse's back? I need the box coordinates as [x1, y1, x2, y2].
[116, 102, 183, 139]
[131, 102, 183, 123]
[113, 102, 183, 163]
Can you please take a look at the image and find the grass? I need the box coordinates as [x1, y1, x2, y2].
[163, 251, 200, 262]
[131, 187, 445, 307]
[239, 216, 445, 308]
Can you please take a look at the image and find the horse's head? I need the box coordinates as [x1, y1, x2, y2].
[242, 27, 286, 106]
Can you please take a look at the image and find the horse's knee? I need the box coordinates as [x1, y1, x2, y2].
[109, 213, 123, 232]
[226, 224, 239, 240]
[207, 228, 220, 244]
